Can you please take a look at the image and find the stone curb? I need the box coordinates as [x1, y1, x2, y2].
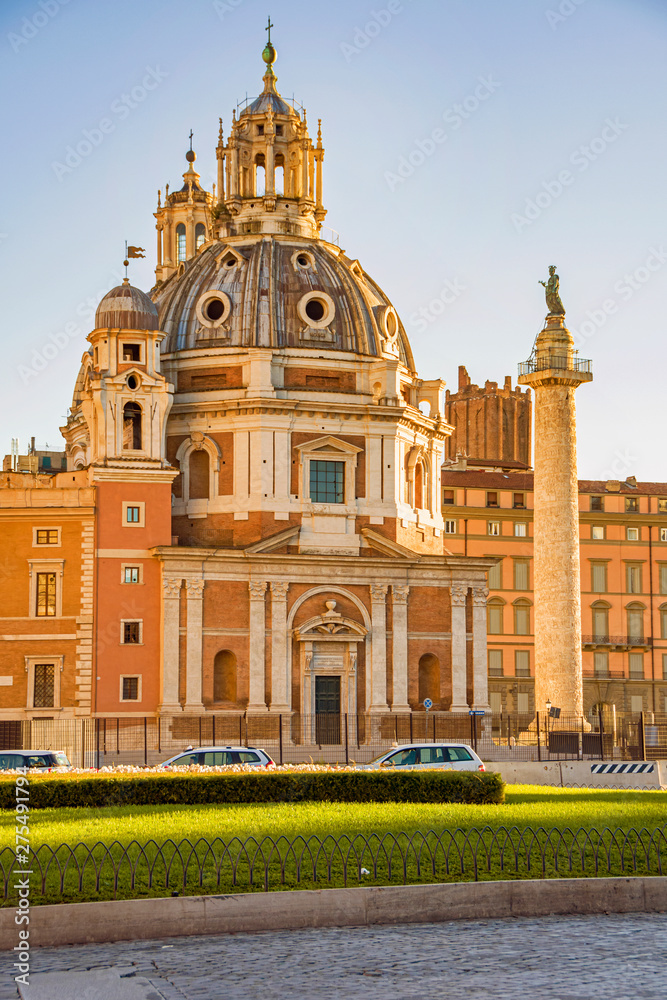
[1, 877, 666, 950]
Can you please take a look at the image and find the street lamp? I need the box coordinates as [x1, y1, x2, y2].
[545, 698, 552, 748]
[546, 698, 552, 716]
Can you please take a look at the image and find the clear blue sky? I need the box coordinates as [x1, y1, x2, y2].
[1, 0, 665, 480]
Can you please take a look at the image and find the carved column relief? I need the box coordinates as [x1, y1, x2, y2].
[450, 583, 469, 713]
[269, 582, 290, 712]
[471, 585, 491, 711]
[248, 581, 268, 712]
[369, 584, 389, 712]
[183, 578, 205, 712]
[391, 585, 410, 712]
[161, 577, 182, 712]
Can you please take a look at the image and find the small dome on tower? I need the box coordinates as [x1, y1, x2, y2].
[95, 280, 159, 331]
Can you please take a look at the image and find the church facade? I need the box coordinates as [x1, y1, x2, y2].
[0, 41, 494, 729]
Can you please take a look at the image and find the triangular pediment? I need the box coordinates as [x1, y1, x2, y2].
[294, 435, 362, 456]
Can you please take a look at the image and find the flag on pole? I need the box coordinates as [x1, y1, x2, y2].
[127, 246, 146, 258]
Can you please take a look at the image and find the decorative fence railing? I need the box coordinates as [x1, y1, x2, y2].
[2, 712, 667, 767]
[2, 826, 666, 904]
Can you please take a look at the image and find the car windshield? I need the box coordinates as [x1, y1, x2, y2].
[54, 753, 70, 766]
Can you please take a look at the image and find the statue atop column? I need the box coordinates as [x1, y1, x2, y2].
[539, 265, 566, 316]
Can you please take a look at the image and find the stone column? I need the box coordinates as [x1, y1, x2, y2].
[450, 583, 469, 713]
[391, 585, 410, 711]
[369, 585, 389, 712]
[471, 585, 490, 711]
[247, 581, 268, 712]
[160, 577, 182, 713]
[183, 578, 205, 712]
[269, 582, 290, 712]
[518, 312, 592, 716]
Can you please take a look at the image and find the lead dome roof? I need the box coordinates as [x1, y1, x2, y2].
[96, 281, 159, 330]
[153, 237, 415, 367]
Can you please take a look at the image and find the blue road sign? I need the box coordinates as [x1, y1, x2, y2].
[423, 698, 433, 710]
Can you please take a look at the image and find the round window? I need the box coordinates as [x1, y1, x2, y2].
[127, 374, 139, 390]
[297, 291, 335, 330]
[305, 299, 325, 322]
[297, 254, 310, 267]
[195, 290, 232, 328]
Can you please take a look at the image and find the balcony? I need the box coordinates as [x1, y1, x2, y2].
[582, 635, 653, 649]
[582, 668, 626, 679]
[518, 356, 592, 376]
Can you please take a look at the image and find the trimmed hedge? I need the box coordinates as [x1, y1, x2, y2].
[0, 770, 504, 810]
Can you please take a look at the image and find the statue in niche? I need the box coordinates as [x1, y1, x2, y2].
[539, 265, 566, 316]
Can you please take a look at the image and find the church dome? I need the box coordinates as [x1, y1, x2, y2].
[95, 281, 159, 331]
[154, 236, 415, 367]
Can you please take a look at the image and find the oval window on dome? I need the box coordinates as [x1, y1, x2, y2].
[297, 291, 335, 330]
[127, 374, 139, 390]
[292, 249, 315, 273]
[195, 290, 232, 329]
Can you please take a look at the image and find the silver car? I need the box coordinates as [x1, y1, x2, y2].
[0, 750, 72, 771]
[160, 745, 274, 768]
[360, 743, 485, 771]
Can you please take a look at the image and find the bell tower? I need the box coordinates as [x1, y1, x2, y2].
[154, 137, 214, 285]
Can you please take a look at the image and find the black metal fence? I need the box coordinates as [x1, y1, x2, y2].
[2, 825, 666, 904]
[1, 712, 666, 767]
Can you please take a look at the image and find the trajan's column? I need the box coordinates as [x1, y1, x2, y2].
[518, 268, 592, 717]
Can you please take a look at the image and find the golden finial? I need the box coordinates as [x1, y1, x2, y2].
[218, 117, 224, 144]
[262, 15, 276, 74]
[157, 189, 161, 207]
[317, 119, 322, 147]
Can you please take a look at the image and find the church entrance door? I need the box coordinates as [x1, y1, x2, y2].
[315, 675, 341, 745]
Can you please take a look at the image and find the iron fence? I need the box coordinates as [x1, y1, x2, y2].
[1, 712, 666, 767]
[1, 825, 666, 904]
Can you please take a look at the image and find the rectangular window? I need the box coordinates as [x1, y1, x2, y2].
[514, 604, 530, 635]
[590, 496, 603, 512]
[625, 497, 638, 513]
[122, 344, 141, 362]
[626, 526, 639, 541]
[122, 676, 140, 700]
[515, 650, 530, 676]
[33, 664, 55, 708]
[443, 489, 455, 505]
[309, 460, 344, 504]
[489, 691, 502, 714]
[626, 564, 642, 594]
[36, 573, 56, 617]
[592, 607, 608, 637]
[591, 563, 607, 593]
[487, 521, 501, 536]
[630, 695, 644, 714]
[661, 609, 667, 640]
[486, 491, 499, 508]
[661, 566, 667, 594]
[514, 522, 527, 537]
[122, 621, 141, 644]
[594, 651, 609, 677]
[487, 603, 503, 634]
[591, 525, 604, 540]
[123, 566, 140, 584]
[662, 654, 667, 681]
[444, 520, 457, 534]
[661, 529, 667, 543]
[126, 506, 141, 523]
[513, 561, 529, 590]
[517, 692, 530, 714]
[513, 493, 525, 509]
[627, 608, 643, 639]
[488, 650, 503, 676]
[658, 499, 667, 514]
[36, 529, 59, 545]
[629, 652, 644, 679]
[488, 560, 502, 590]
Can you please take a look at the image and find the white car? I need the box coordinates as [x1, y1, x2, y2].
[359, 743, 485, 772]
[159, 745, 274, 768]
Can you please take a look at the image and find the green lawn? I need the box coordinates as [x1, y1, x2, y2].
[2, 786, 665, 906]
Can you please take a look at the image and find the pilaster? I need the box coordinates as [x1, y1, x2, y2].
[160, 577, 182, 713]
[471, 585, 490, 711]
[269, 581, 291, 712]
[450, 583, 469, 712]
[391, 585, 410, 711]
[369, 584, 389, 712]
[183, 578, 205, 712]
[247, 580, 268, 712]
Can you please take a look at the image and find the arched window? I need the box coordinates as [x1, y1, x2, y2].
[414, 463, 423, 509]
[591, 601, 610, 639]
[275, 154, 285, 196]
[176, 223, 186, 263]
[122, 402, 142, 451]
[513, 599, 531, 636]
[189, 450, 210, 500]
[195, 222, 206, 250]
[255, 155, 265, 196]
[418, 653, 440, 708]
[213, 650, 237, 702]
[487, 598, 504, 635]
[626, 603, 645, 640]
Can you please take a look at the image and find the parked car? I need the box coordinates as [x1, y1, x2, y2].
[358, 743, 485, 772]
[160, 746, 275, 768]
[0, 750, 72, 771]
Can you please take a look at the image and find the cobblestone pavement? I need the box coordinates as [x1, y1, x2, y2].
[1, 912, 666, 1000]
